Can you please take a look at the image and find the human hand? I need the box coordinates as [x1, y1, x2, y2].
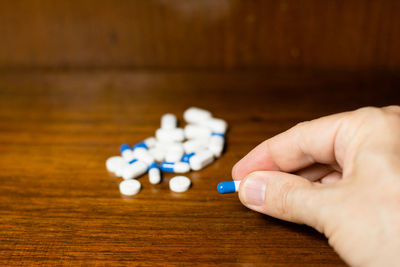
[232, 106, 400, 267]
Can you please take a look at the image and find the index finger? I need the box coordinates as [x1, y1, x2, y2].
[232, 111, 349, 180]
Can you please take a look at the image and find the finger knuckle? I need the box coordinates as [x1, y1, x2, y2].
[276, 181, 296, 218]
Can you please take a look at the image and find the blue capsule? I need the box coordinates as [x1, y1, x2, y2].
[133, 141, 148, 150]
[128, 159, 138, 164]
[120, 143, 131, 153]
[148, 162, 159, 171]
[181, 152, 195, 163]
[217, 181, 241, 194]
[211, 132, 225, 138]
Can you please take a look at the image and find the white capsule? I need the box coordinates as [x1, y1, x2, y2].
[148, 163, 162, 184]
[199, 118, 228, 134]
[184, 107, 212, 124]
[161, 113, 177, 130]
[160, 162, 191, 173]
[143, 137, 157, 149]
[188, 150, 214, 171]
[119, 179, 141, 196]
[122, 160, 148, 180]
[184, 124, 212, 139]
[148, 147, 165, 162]
[105, 156, 126, 173]
[156, 128, 185, 142]
[115, 161, 129, 177]
[183, 138, 209, 153]
[165, 143, 184, 162]
[121, 149, 135, 162]
[169, 176, 191, 193]
[133, 147, 154, 165]
[208, 134, 225, 158]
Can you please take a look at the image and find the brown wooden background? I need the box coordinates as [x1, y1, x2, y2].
[0, 0, 400, 70]
[0, 1, 400, 266]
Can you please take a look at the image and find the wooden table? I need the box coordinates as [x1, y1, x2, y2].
[0, 70, 398, 266]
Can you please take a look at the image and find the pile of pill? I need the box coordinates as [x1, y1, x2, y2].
[106, 107, 228, 196]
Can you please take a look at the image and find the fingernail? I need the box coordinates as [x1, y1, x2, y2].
[243, 176, 266, 206]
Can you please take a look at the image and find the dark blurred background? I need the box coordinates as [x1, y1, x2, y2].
[1, 0, 399, 71]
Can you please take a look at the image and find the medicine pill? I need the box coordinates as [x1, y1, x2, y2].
[199, 118, 228, 134]
[107, 107, 229, 196]
[169, 176, 191, 193]
[120, 144, 135, 162]
[184, 107, 212, 124]
[148, 162, 162, 184]
[134, 137, 157, 150]
[161, 113, 177, 130]
[143, 137, 157, 148]
[133, 147, 155, 165]
[156, 128, 185, 142]
[217, 181, 240, 194]
[148, 147, 165, 162]
[160, 161, 191, 173]
[115, 161, 129, 177]
[208, 133, 225, 158]
[184, 124, 212, 139]
[165, 143, 184, 162]
[106, 156, 126, 173]
[183, 138, 209, 153]
[119, 179, 141, 196]
[122, 159, 148, 180]
[184, 150, 214, 171]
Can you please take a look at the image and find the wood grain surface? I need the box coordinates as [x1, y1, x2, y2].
[0, 70, 399, 266]
[1, 0, 400, 70]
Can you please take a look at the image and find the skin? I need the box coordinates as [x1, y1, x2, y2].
[232, 106, 400, 267]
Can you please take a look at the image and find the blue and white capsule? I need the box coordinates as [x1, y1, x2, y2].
[181, 150, 214, 171]
[133, 137, 156, 150]
[120, 143, 135, 162]
[148, 162, 161, 184]
[160, 161, 190, 173]
[217, 181, 241, 194]
[121, 158, 148, 180]
[133, 145, 155, 165]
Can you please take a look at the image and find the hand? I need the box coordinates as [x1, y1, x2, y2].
[232, 106, 400, 267]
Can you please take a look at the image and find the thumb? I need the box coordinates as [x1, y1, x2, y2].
[238, 171, 328, 228]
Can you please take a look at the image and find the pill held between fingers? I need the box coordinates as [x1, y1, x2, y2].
[217, 181, 241, 194]
[169, 176, 191, 193]
[119, 179, 142, 196]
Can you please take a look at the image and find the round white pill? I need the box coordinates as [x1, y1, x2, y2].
[106, 156, 126, 173]
[119, 179, 141, 196]
[169, 176, 191, 193]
